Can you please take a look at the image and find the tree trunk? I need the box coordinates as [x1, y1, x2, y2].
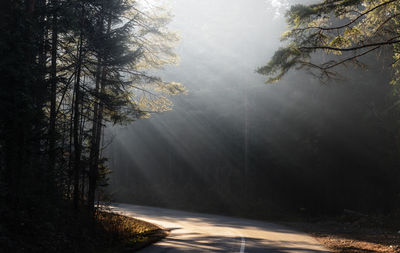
[73, 5, 85, 209]
[88, 12, 111, 212]
[87, 62, 101, 211]
[48, 0, 58, 175]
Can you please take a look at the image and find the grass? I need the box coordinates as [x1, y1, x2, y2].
[96, 211, 168, 252]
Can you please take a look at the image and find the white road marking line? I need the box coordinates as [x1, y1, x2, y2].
[240, 235, 246, 253]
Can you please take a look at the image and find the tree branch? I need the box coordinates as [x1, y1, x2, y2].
[300, 37, 400, 52]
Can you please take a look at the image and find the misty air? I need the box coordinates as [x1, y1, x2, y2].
[1, 0, 400, 252]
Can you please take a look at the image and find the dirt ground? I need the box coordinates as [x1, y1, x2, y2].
[286, 219, 400, 253]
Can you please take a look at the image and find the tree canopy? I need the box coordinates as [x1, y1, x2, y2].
[258, 0, 400, 83]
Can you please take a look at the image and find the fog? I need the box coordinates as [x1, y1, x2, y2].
[106, 0, 399, 217]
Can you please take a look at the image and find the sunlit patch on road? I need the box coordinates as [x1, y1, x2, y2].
[111, 203, 330, 252]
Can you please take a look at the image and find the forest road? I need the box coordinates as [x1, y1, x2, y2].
[110, 203, 330, 253]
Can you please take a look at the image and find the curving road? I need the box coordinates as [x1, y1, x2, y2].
[110, 203, 330, 253]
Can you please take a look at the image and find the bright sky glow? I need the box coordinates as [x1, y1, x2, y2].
[265, 0, 290, 18]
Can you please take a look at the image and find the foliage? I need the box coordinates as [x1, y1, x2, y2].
[258, 0, 400, 82]
[0, 0, 183, 251]
[96, 211, 160, 242]
[252, 0, 400, 219]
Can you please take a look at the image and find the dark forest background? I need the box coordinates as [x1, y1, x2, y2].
[108, 52, 400, 219]
[104, 0, 400, 220]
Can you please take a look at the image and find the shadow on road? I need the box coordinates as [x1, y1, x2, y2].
[112, 204, 330, 252]
[152, 232, 328, 252]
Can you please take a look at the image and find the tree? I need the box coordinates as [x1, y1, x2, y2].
[82, 0, 187, 211]
[0, 0, 185, 250]
[257, 0, 400, 215]
[257, 0, 400, 83]
[0, 0, 185, 214]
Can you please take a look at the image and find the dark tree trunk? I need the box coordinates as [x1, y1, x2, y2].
[88, 63, 101, 212]
[88, 12, 111, 212]
[48, 0, 58, 176]
[73, 6, 85, 209]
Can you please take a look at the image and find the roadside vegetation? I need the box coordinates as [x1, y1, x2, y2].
[1, 202, 166, 252]
[96, 211, 168, 252]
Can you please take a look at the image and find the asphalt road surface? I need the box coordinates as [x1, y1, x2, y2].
[110, 203, 330, 253]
